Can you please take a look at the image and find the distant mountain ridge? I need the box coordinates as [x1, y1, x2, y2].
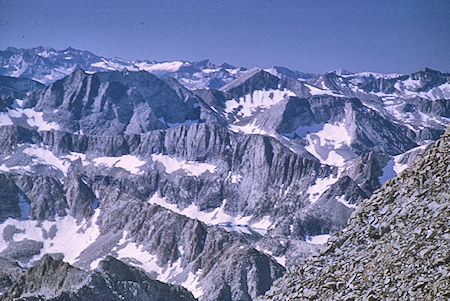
[0, 46, 315, 89]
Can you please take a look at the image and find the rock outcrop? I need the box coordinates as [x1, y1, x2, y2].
[262, 128, 450, 300]
[1, 255, 197, 301]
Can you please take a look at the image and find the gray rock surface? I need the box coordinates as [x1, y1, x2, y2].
[1, 255, 197, 301]
[262, 127, 450, 300]
[0, 75, 44, 99]
[0, 175, 22, 221]
[0, 257, 25, 293]
[22, 69, 222, 135]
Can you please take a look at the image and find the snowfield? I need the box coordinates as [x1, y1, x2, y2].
[0, 209, 101, 266]
[151, 154, 216, 176]
[224, 89, 295, 118]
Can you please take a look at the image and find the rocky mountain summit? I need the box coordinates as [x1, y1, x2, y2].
[0, 47, 448, 300]
[1, 255, 196, 301]
[262, 127, 449, 300]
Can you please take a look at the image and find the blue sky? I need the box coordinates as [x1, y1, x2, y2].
[0, 0, 449, 73]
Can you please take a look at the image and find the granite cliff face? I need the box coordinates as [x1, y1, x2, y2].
[1, 255, 197, 301]
[0, 47, 448, 300]
[262, 128, 449, 300]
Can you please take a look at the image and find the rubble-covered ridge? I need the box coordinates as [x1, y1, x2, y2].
[1, 254, 197, 301]
[262, 128, 450, 300]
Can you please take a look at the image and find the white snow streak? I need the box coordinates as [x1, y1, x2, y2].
[151, 154, 216, 176]
[335, 195, 357, 209]
[93, 155, 146, 175]
[224, 89, 295, 118]
[307, 173, 340, 204]
[306, 234, 330, 245]
[304, 122, 352, 166]
[0, 209, 101, 266]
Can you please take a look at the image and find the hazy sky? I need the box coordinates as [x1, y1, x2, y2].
[0, 0, 449, 73]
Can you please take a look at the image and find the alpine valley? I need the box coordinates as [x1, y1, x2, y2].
[0, 47, 448, 300]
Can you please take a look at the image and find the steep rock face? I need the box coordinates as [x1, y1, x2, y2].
[272, 97, 315, 134]
[0, 240, 43, 265]
[357, 68, 450, 99]
[0, 125, 40, 154]
[0, 46, 106, 84]
[2, 123, 331, 222]
[266, 66, 315, 81]
[70, 185, 285, 301]
[163, 77, 227, 126]
[414, 98, 450, 117]
[342, 151, 390, 195]
[220, 68, 281, 96]
[263, 128, 450, 300]
[0, 256, 25, 293]
[0, 169, 285, 301]
[292, 176, 368, 237]
[0, 175, 22, 221]
[65, 174, 97, 219]
[13, 174, 67, 220]
[407, 68, 450, 91]
[22, 70, 221, 135]
[201, 245, 284, 301]
[0, 75, 44, 99]
[1, 255, 197, 301]
[306, 96, 418, 155]
[218, 69, 420, 159]
[307, 72, 356, 96]
[193, 88, 228, 111]
[357, 75, 407, 94]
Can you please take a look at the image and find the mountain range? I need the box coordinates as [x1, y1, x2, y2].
[0, 46, 448, 300]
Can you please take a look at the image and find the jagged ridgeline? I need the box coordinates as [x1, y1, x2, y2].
[0, 47, 449, 301]
[1, 255, 197, 301]
[262, 128, 449, 300]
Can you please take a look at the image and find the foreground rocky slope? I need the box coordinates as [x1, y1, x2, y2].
[262, 128, 449, 300]
[1, 255, 196, 301]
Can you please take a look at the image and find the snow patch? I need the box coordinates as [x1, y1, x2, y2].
[23, 146, 70, 176]
[151, 154, 216, 176]
[93, 155, 146, 175]
[273, 255, 286, 266]
[90, 257, 103, 270]
[304, 84, 343, 97]
[1, 107, 60, 131]
[307, 173, 340, 204]
[393, 143, 430, 174]
[230, 173, 243, 184]
[304, 122, 352, 166]
[335, 195, 357, 209]
[0, 209, 101, 265]
[306, 234, 330, 245]
[148, 195, 255, 230]
[117, 242, 162, 274]
[228, 119, 274, 137]
[0, 114, 14, 126]
[135, 61, 185, 73]
[224, 89, 295, 118]
[251, 216, 272, 231]
[181, 270, 203, 298]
